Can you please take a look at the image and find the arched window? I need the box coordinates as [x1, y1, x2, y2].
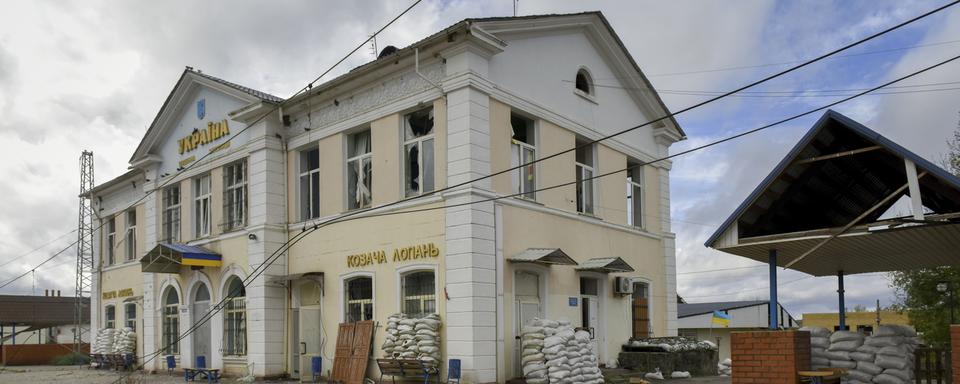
[345, 276, 373, 322]
[223, 277, 246, 356]
[162, 287, 180, 354]
[105, 305, 116, 329]
[401, 271, 436, 318]
[575, 68, 593, 95]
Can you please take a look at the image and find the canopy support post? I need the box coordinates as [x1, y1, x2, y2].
[904, 158, 924, 220]
[769, 249, 778, 330]
[838, 270, 847, 331]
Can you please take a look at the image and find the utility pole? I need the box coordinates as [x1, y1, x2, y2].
[74, 150, 94, 353]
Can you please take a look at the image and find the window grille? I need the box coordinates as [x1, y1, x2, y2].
[345, 277, 373, 322]
[401, 271, 436, 318]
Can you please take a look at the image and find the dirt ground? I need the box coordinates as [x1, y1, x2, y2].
[0, 365, 733, 383]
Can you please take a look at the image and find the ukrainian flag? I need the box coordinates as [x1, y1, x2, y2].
[712, 310, 731, 327]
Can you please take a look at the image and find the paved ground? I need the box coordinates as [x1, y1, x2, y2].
[0, 365, 733, 383]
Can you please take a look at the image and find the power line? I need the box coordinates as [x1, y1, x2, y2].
[0, 228, 77, 269]
[115, 1, 958, 378]
[644, 38, 960, 77]
[0, 243, 74, 290]
[570, 79, 960, 97]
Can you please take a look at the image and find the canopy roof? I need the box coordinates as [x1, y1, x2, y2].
[141, 243, 222, 273]
[507, 248, 578, 266]
[574, 257, 635, 273]
[706, 110, 960, 276]
[0, 295, 89, 327]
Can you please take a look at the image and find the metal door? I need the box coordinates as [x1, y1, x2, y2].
[299, 306, 322, 381]
[514, 271, 541, 377]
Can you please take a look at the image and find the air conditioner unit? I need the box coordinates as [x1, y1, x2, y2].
[614, 277, 634, 295]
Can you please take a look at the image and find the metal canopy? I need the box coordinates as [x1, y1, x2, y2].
[574, 257, 635, 273]
[706, 110, 960, 276]
[141, 243, 222, 273]
[507, 248, 578, 266]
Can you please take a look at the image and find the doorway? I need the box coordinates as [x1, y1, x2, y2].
[292, 282, 323, 380]
[192, 283, 211, 367]
[579, 277, 600, 358]
[632, 281, 651, 338]
[514, 270, 542, 377]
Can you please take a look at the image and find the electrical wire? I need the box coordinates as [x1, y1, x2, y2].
[0, 243, 74, 290]
[0, 228, 77, 269]
[681, 272, 887, 300]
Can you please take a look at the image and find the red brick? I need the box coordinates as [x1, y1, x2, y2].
[731, 330, 809, 384]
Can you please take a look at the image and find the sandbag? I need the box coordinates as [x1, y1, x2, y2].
[883, 368, 912, 381]
[875, 355, 909, 370]
[800, 326, 831, 338]
[829, 360, 856, 369]
[873, 373, 908, 384]
[822, 350, 850, 361]
[827, 339, 862, 351]
[829, 330, 863, 343]
[849, 351, 874, 362]
[845, 370, 874, 382]
[866, 335, 904, 347]
[856, 361, 883, 375]
[810, 337, 829, 348]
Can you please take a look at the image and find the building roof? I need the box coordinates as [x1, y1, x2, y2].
[0, 295, 90, 326]
[190, 68, 284, 103]
[283, 11, 685, 138]
[705, 110, 960, 276]
[678, 300, 768, 318]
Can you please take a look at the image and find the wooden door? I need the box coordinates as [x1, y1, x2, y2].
[347, 321, 375, 384]
[332, 323, 355, 382]
[632, 297, 650, 338]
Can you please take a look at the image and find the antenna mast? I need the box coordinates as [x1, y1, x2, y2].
[74, 150, 94, 353]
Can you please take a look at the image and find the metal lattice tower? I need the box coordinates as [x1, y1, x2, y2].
[75, 150, 94, 351]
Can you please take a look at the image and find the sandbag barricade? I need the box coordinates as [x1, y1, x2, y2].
[381, 313, 442, 367]
[519, 318, 603, 384]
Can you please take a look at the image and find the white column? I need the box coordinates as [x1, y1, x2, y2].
[658, 167, 678, 336]
[246, 133, 288, 377]
[142, 186, 158, 370]
[444, 86, 498, 383]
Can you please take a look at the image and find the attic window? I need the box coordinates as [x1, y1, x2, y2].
[575, 69, 593, 95]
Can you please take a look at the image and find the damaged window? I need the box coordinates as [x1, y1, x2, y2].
[347, 130, 372, 210]
[511, 113, 536, 200]
[404, 107, 435, 197]
[627, 161, 644, 228]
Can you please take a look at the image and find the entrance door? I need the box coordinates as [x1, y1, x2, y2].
[514, 271, 541, 377]
[192, 284, 211, 366]
[299, 306, 322, 380]
[580, 277, 601, 358]
[632, 282, 651, 338]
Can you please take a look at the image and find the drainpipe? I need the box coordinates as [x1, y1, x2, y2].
[415, 48, 444, 95]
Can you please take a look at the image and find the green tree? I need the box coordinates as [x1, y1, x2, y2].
[888, 116, 960, 346]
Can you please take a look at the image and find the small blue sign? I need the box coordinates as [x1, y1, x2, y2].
[568, 297, 578, 307]
[197, 99, 206, 120]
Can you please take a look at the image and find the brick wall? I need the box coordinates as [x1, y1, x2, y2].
[0, 343, 89, 365]
[952, 325, 959, 383]
[731, 330, 810, 384]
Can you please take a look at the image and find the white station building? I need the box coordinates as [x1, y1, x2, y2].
[90, 12, 684, 382]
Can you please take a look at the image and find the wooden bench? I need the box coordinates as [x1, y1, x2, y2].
[184, 367, 221, 383]
[376, 358, 439, 384]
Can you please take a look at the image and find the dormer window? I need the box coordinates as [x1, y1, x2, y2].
[575, 68, 593, 95]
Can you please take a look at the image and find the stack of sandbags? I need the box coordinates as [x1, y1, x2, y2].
[845, 341, 881, 384]
[521, 318, 603, 384]
[717, 358, 732, 376]
[824, 330, 863, 370]
[381, 313, 405, 358]
[870, 325, 918, 384]
[381, 313, 442, 367]
[113, 327, 136, 355]
[93, 328, 116, 354]
[800, 327, 831, 369]
[519, 323, 548, 384]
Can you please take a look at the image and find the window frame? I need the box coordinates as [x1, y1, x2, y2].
[124, 209, 137, 261]
[105, 216, 116, 266]
[399, 269, 437, 318]
[574, 67, 596, 101]
[346, 130, 373, 210]
[162, 287, 180, 355]
[222, 159, 247, 232]
[510, 113, 537, 200]
[575, 142, 596, 215]
[124, 302, 137, 330]
[105, 305, 116, 329]
[298, 148, 321, 221]
[343, 275, 374, 322]
[222, 277, 247, 356]
[162, 186, 181, 243]
[402, 107, 435, 198]
[193, 174, 212, 238]
[627, 163, 645, 229]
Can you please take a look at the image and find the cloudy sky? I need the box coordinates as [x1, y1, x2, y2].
[1, 0, 958, 318]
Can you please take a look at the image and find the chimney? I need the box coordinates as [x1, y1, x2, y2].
[57, 290, 61, 297]
[44, 289, 49, 296]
